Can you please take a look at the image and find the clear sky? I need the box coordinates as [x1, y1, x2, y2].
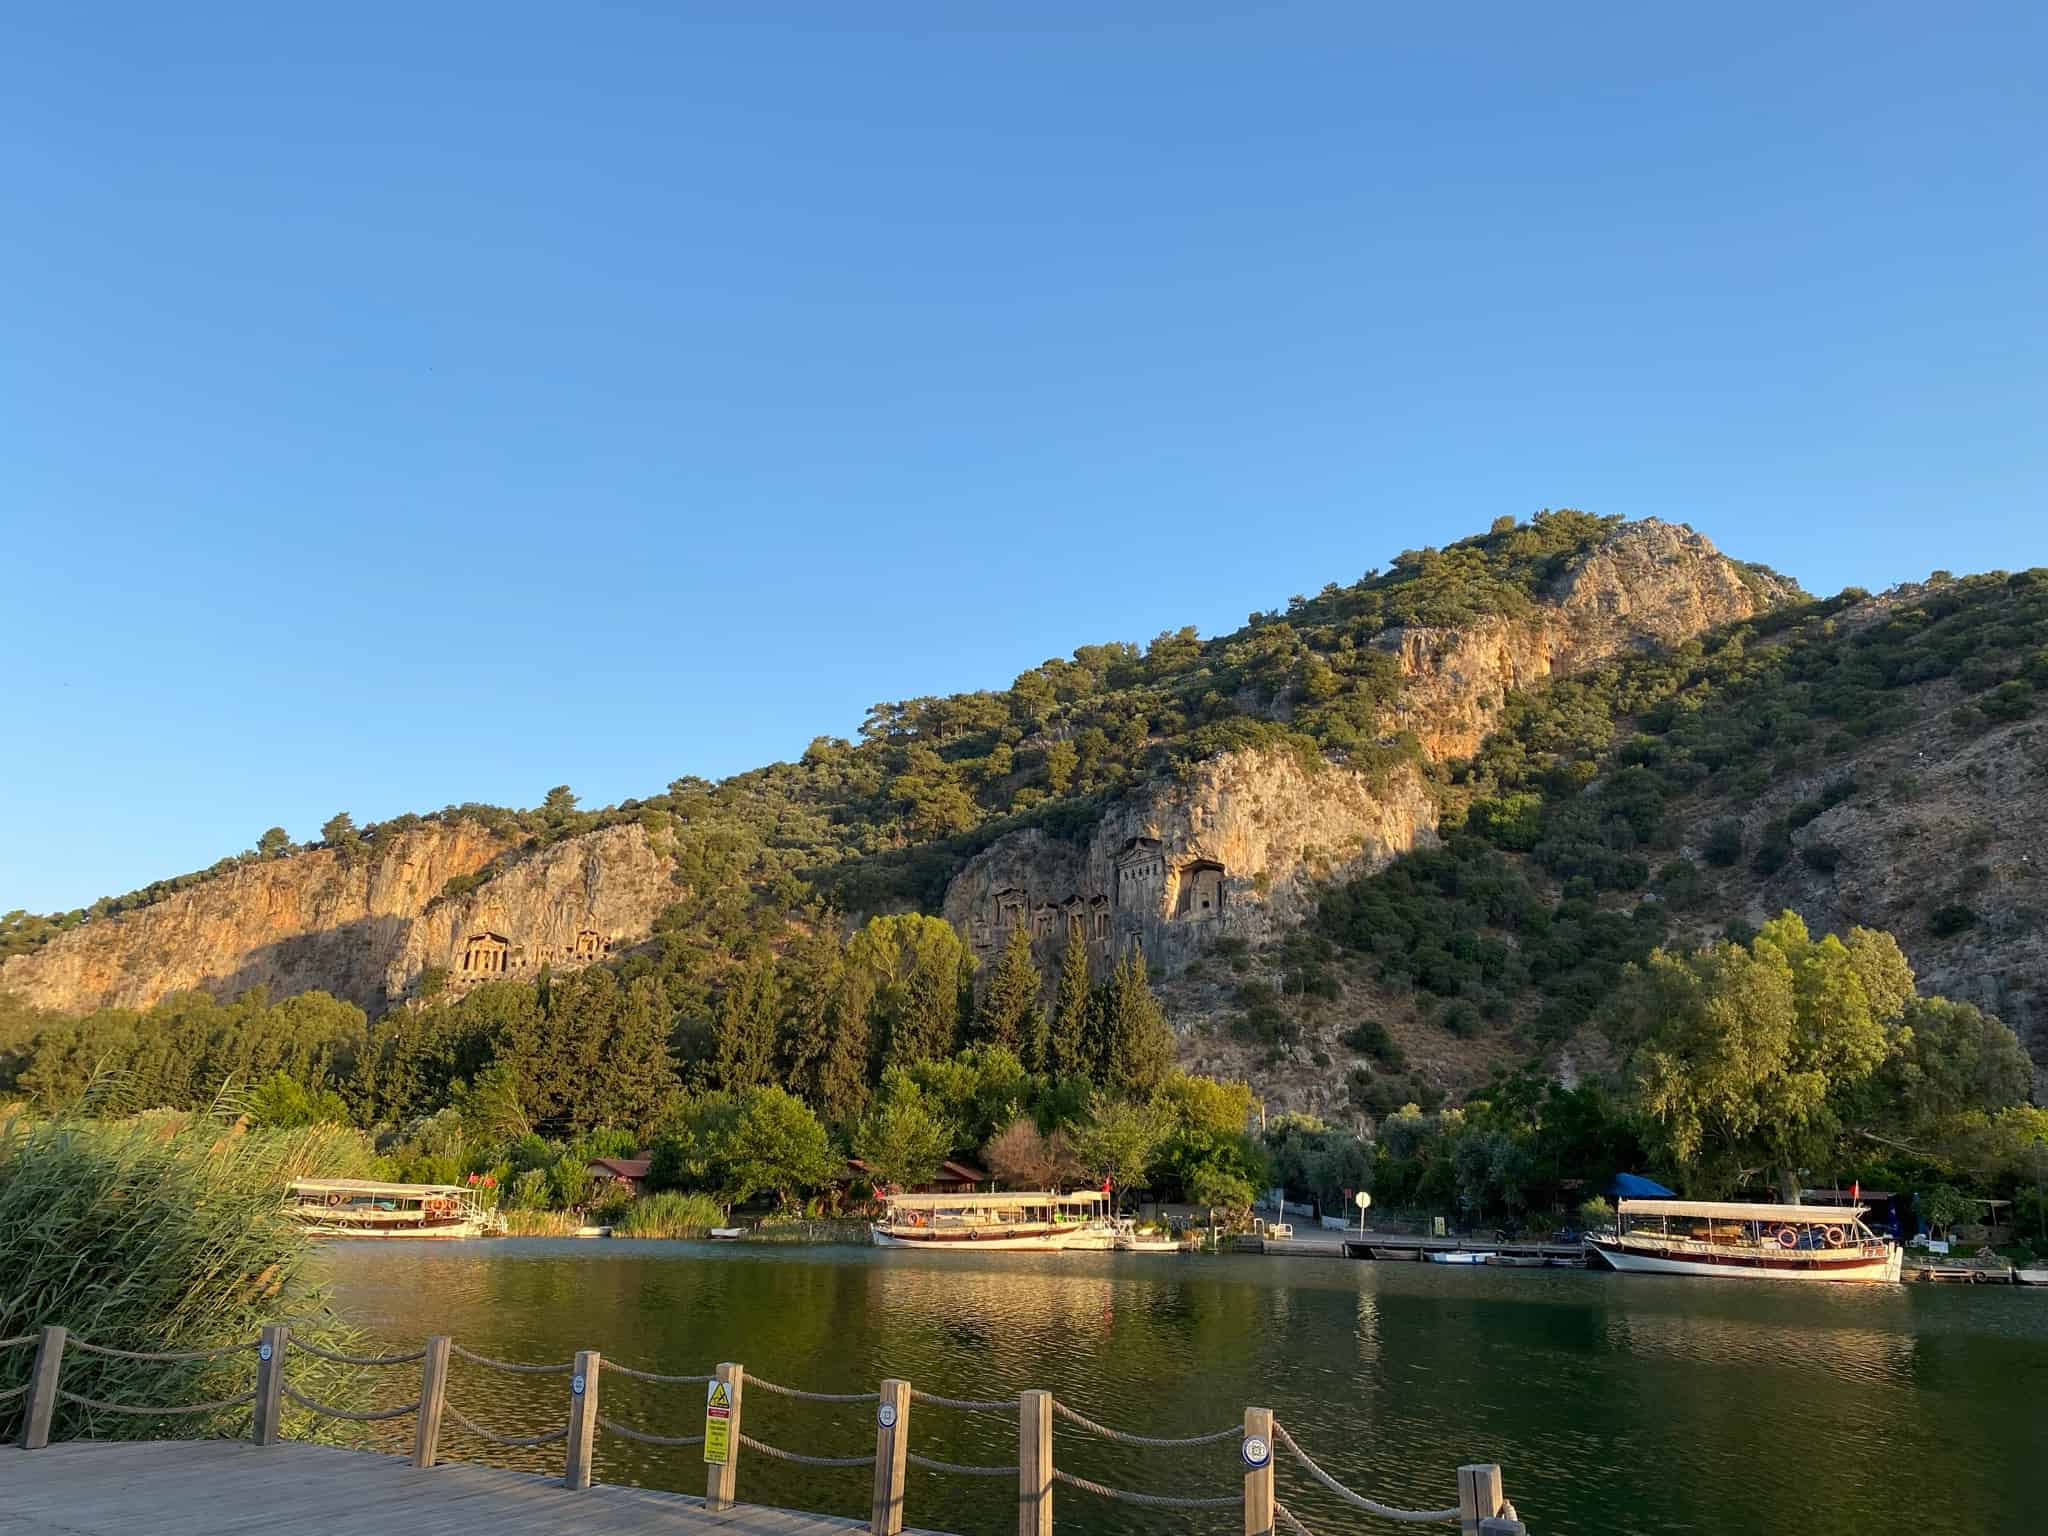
[3, 3, 2043, 915]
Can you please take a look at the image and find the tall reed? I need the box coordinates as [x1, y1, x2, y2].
[0, 1106, 377, 1443]
[612, 1190, 724, 1238]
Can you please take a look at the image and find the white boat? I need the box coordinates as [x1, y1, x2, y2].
[1587, 1199, 1903, 1283]
[1428, 1250, 1493, 1265]
[2013, 1267, 2048, 1287]
[288, 1178, 503, 1239]
[870, 1190, 1117, 1252]
[709, 1226, 746, 1240]
[1112, 1219, 1183, 1253]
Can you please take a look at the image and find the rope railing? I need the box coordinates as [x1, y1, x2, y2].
[449, 1343, 575, 1375]
[280, 1381, 422, 1423]
[744, 1375, 878, 1403]
[7, 1319, 1523, 1535]
[289, 1340, 427, 1367]
[597, 1413, 705, 1447]
[444, 1402, 571, 1448]
[737, 1431, 874, 1468]
[1052, 1467, 1242, 1510]
[67, 1338, 258, 1362]
[909, 1387, 1015, 1412]
[56, 1388, 257, 1416]
[1272, 1422, 1462, 1524]
[905, 1450, 1017, 1477]
[604, 1360, 712, 1384]
[1052, 1398, 1243, 1447]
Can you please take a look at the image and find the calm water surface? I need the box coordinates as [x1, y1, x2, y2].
[321, 1241, 2044, 1536]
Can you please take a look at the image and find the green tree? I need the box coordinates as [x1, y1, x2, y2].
[716, 1081, 843, 1212]
[852, 1069, 956, 1189]
[973, 924, 1044, 1061]
[541, 785, 579, 819]
[1070, 1095, 1171, 1209]
[320, 811, 363, 855]
[586, 976, 679, 1135]
[1045, 740, 1078, 795]
[1045, 919, 1094, 1079]
[1618, 912, 1914, 1195]
[256, 827, 292, 859]
[847, 913, 970, 1073]
[245, 1071, 350, 1128]
[1099, 949, 1174, 1096]
[710, 955, 781, 1091]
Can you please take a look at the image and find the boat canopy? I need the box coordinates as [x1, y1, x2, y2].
[883, 1190, 1106, 1209]
[1618, 1199, 1868, 1223]
[290, 1178, 473, 1199]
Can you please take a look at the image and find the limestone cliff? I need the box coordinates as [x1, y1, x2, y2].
[942, 750, 1437, 981]
[1385, 520, 1795, 759]
[0, 821, 680, 1018]
[0, 823, 513, 1016]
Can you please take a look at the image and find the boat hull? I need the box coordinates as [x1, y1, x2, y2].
[299, 1219, 494, 1240]
[1589, 1238, 1903, 1283]
[871, 1224, 1114, 1252]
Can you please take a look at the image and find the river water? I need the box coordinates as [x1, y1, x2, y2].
[321, 1240, 2043, 1536]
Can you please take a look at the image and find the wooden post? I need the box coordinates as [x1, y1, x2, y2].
[411, 1336, 451, 1468]
[1242, 1406, 1274, 1536]
[251, 1324, 289, 1446]
[705, 1362, 744, 1511]
[1017, 1389, 1052, 1536]
[1459, 1464, 1505, 1535]
[563, 1349, 600, 1491]
[20, 1326, 66, 1450]
[870, 1378, 910, 1536]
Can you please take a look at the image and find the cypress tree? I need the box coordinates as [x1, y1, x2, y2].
[1102, 949, 1174, 1096]
[974, 923, 1044, 1061]
[1045, 917, 1094, 1079]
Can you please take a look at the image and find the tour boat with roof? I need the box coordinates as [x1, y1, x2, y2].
[288, 1178, 504, 1239]
[1587, 1198, 1903, 1282]
[870, 1190, 1117, 1251]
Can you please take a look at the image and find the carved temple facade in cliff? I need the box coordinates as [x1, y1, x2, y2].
[963, 835, 1229, 962]
[445, 923, 619, 993]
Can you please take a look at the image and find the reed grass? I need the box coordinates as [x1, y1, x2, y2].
[612, 1190, 724, 1238]
[0, 1105, 378, 1444]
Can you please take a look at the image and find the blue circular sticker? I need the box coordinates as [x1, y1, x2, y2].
[571, 1373, 586, 1395]
[258, 1343, 273, 1362]
[1242, 1435, 1271, 1468]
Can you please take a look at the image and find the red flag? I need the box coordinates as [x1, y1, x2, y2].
[1851, 1180, 1860, 1203]
[1101, 1177, 1111, 1196]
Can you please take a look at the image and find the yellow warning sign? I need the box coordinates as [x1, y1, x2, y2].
[703, 1378, 733, 1464]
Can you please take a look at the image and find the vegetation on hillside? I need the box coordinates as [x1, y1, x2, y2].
[3, 510, 1665, 956]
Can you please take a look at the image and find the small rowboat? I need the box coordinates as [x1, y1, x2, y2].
[1427, 1250, 1493, 1265]
[709, 1227, 746, 1241]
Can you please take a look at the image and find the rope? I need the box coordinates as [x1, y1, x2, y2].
[745, 1376, 878, 1403]
[67, 1338, 257, 1362]
[1052, 1400, 1242, 1447]
[604, 1361, 713, 1384]
[738, 1432, 874, 1468]
[57, 1389, 257, 1416]
[906, 1451, 1017, 1477]
[450, 1344, 573, 1375]
[289, 1341, 427, 1367]
[1051, 1468, 1241, 1510]
[598, 1414, 706, 1447]
[1276, 1500, 1316, 1535]
[0, 1334, 38, 1350]
[0, 1383, 30, 1402]
[1271, 1424, 1459, 1524]
[445, 1403, 571, 1448]
[910, 1389, 1015, 1412]
[281, 1383, 421, 1422]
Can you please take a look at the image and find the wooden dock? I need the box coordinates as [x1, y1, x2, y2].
[0, 1439, 947, 1536]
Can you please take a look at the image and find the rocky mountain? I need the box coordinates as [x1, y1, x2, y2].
[3, 515, 1794, 1040]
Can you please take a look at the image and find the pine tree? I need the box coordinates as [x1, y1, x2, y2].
[974, 924, 1044, 1061]
[1101, 949, 1173, 1096]
[1045, 918, 1094, 1079]
[711, 954, 780, 1091]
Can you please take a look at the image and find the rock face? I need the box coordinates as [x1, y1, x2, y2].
[0, 823, 511, 1016]
[942, 750, 1439, 979]
[1385, 520, 1795, 759]
[0, 822, 679, 1018]
[387, 824, 678, 1001]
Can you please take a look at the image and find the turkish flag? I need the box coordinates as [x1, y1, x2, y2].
[1101, 1177, 1111, 1196]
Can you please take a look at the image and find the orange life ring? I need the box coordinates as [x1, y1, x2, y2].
[1776, 1226, 1798, 1249]
[1824, 1226, 1845, 1248]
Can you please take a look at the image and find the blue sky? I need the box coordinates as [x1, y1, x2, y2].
[3, 3, 2043, 914]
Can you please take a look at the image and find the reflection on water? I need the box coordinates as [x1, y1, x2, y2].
[320, 1241, 2044, 1536]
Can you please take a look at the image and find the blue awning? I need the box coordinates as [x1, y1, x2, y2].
[1611, 1173, 1677, 1198]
